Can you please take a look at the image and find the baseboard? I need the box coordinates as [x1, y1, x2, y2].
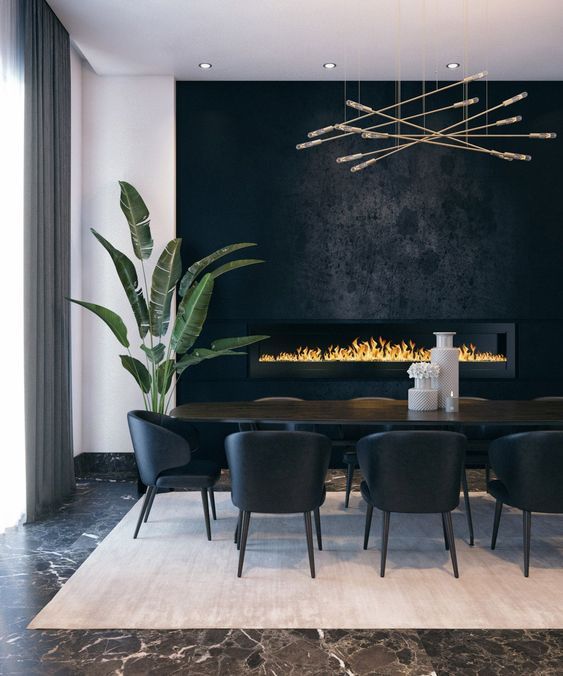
[74, 453, 138, 481]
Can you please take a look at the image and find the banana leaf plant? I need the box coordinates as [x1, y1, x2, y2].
[69, 181, 268, 414]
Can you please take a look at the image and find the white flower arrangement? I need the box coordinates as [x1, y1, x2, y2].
[407, 362, 440, 379]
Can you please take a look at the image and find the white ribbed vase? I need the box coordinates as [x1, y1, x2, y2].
[431, 332, 460, 409]
[408, 378, 438, 411]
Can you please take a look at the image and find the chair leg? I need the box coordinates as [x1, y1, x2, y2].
[313, 507, 322, 551]
[234, 509, 242, 546]
[523, 510, 532, 577]
[133, 486, 154, 539]
[304, 511, 316, 578]
[444, 511, 459, 578]
[344, 462, 354, 508]
[461, 469, 475, 546]
[380, 511, 390, 577]
[236, 510, 243, 549]
[201, 488, 212, 541]
[363, 503, 374, 550]
[209, 487, 217, 521]
[441, 513, 449, 550]
[491, 499, 503, 550]
[237, 511, 251, 578]
[143, 485, 157, 523]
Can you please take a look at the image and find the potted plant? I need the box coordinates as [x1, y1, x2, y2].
[69, 181, 268, 414]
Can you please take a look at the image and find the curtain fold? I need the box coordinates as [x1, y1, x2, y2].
[24, 0, 74, 521]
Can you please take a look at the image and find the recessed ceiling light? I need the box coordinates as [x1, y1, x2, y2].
[198, 63, 212, 69]
[323, 62, 337, 69]
[446, 62, 460, 69]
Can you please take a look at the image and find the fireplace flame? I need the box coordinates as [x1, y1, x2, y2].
[259, 336, 507, 363]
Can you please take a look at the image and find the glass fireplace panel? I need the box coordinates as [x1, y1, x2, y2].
[248, 322, 515, 380]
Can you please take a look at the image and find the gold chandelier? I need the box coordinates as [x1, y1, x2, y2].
[296, 71, 556, 171]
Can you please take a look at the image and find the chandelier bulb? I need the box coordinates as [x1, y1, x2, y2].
[503, 92, 528, 106]
[307, 126, 335, 138]
[453, 97, 479, 108]
[336, 153, 364, 163]
[464, 71, 488, 82]
[296, 139, 323, 150]
[504, 152, 532, 161]
[496, 115, 522, 126]
[346, 99, 375, 114]
[362, 131, 389, 139]
[530, 132, 557, 139]
[334, 124, 365, 133]
[351, 158, 377, 172]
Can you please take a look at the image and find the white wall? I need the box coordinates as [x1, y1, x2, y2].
[76, 68, 176, 454]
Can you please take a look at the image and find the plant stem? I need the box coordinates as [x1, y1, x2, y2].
[126, 347, 149, 410]
[164, 374, 180, 415]
[140, 259, 158, 412]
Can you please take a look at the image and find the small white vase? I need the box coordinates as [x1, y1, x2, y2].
[408, 378, 438, 411]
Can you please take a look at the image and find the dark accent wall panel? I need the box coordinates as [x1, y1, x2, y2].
[176, 81, 563, 465]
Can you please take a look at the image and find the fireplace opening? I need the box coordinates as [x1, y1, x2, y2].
[248, 322, 515, 380]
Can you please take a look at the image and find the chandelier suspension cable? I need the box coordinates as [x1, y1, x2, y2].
[485, 0, 489, 134]
[301, 72, 487, 144]
[463, 0, 469, 139]
[422, 0, 427, 128]
[297, 0, 556, 169]
[397, 0, 402, 145]
[356, 0, 362, 103]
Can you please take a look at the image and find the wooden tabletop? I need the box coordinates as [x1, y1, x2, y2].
[171, 399, 563, 426]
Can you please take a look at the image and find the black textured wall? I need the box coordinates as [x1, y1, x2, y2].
[176, 81, 563, 464]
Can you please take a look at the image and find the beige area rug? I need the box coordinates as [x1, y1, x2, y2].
[29, 491, 563, 629]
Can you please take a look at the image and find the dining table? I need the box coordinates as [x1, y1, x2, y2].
[170, 398, 563, 428]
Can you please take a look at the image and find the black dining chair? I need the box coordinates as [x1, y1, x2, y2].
[337, 397, 395, 508]
[128, 411, 221, 541]
[225, 431, 331, 578]
[357, 431, 467, 578]
[488, 431, 563, 576]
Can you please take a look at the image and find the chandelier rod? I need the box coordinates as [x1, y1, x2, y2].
[349, 92, 528, 171]
[346, 99, 499, 154]
[297, 98, 479, 149]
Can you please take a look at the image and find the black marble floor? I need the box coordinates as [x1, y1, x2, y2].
[1, 480, 562, 675]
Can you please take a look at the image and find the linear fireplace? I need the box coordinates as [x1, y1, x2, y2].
[248, 322, 515, 380]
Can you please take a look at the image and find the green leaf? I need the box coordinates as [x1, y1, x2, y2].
[156, 359, 175, 393]
[149, 238, 182, 337]
[140, 343, 165, 364]
[118, 181, 153, 260]
[209, 259, 264, 281]
[68, 299, 129, 347]
[91, 228, 149, 338]
[119, 355, 151, 393]
[211, 334, 269, 351]
[171, 273, 214, 354]
[179, 243, 257, 296]
[175, 347, 244, 375]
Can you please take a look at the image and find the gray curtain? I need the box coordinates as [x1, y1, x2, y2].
[24, 0, 74, 521]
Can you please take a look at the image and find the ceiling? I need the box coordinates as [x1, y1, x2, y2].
[49, 0, 563, 80]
